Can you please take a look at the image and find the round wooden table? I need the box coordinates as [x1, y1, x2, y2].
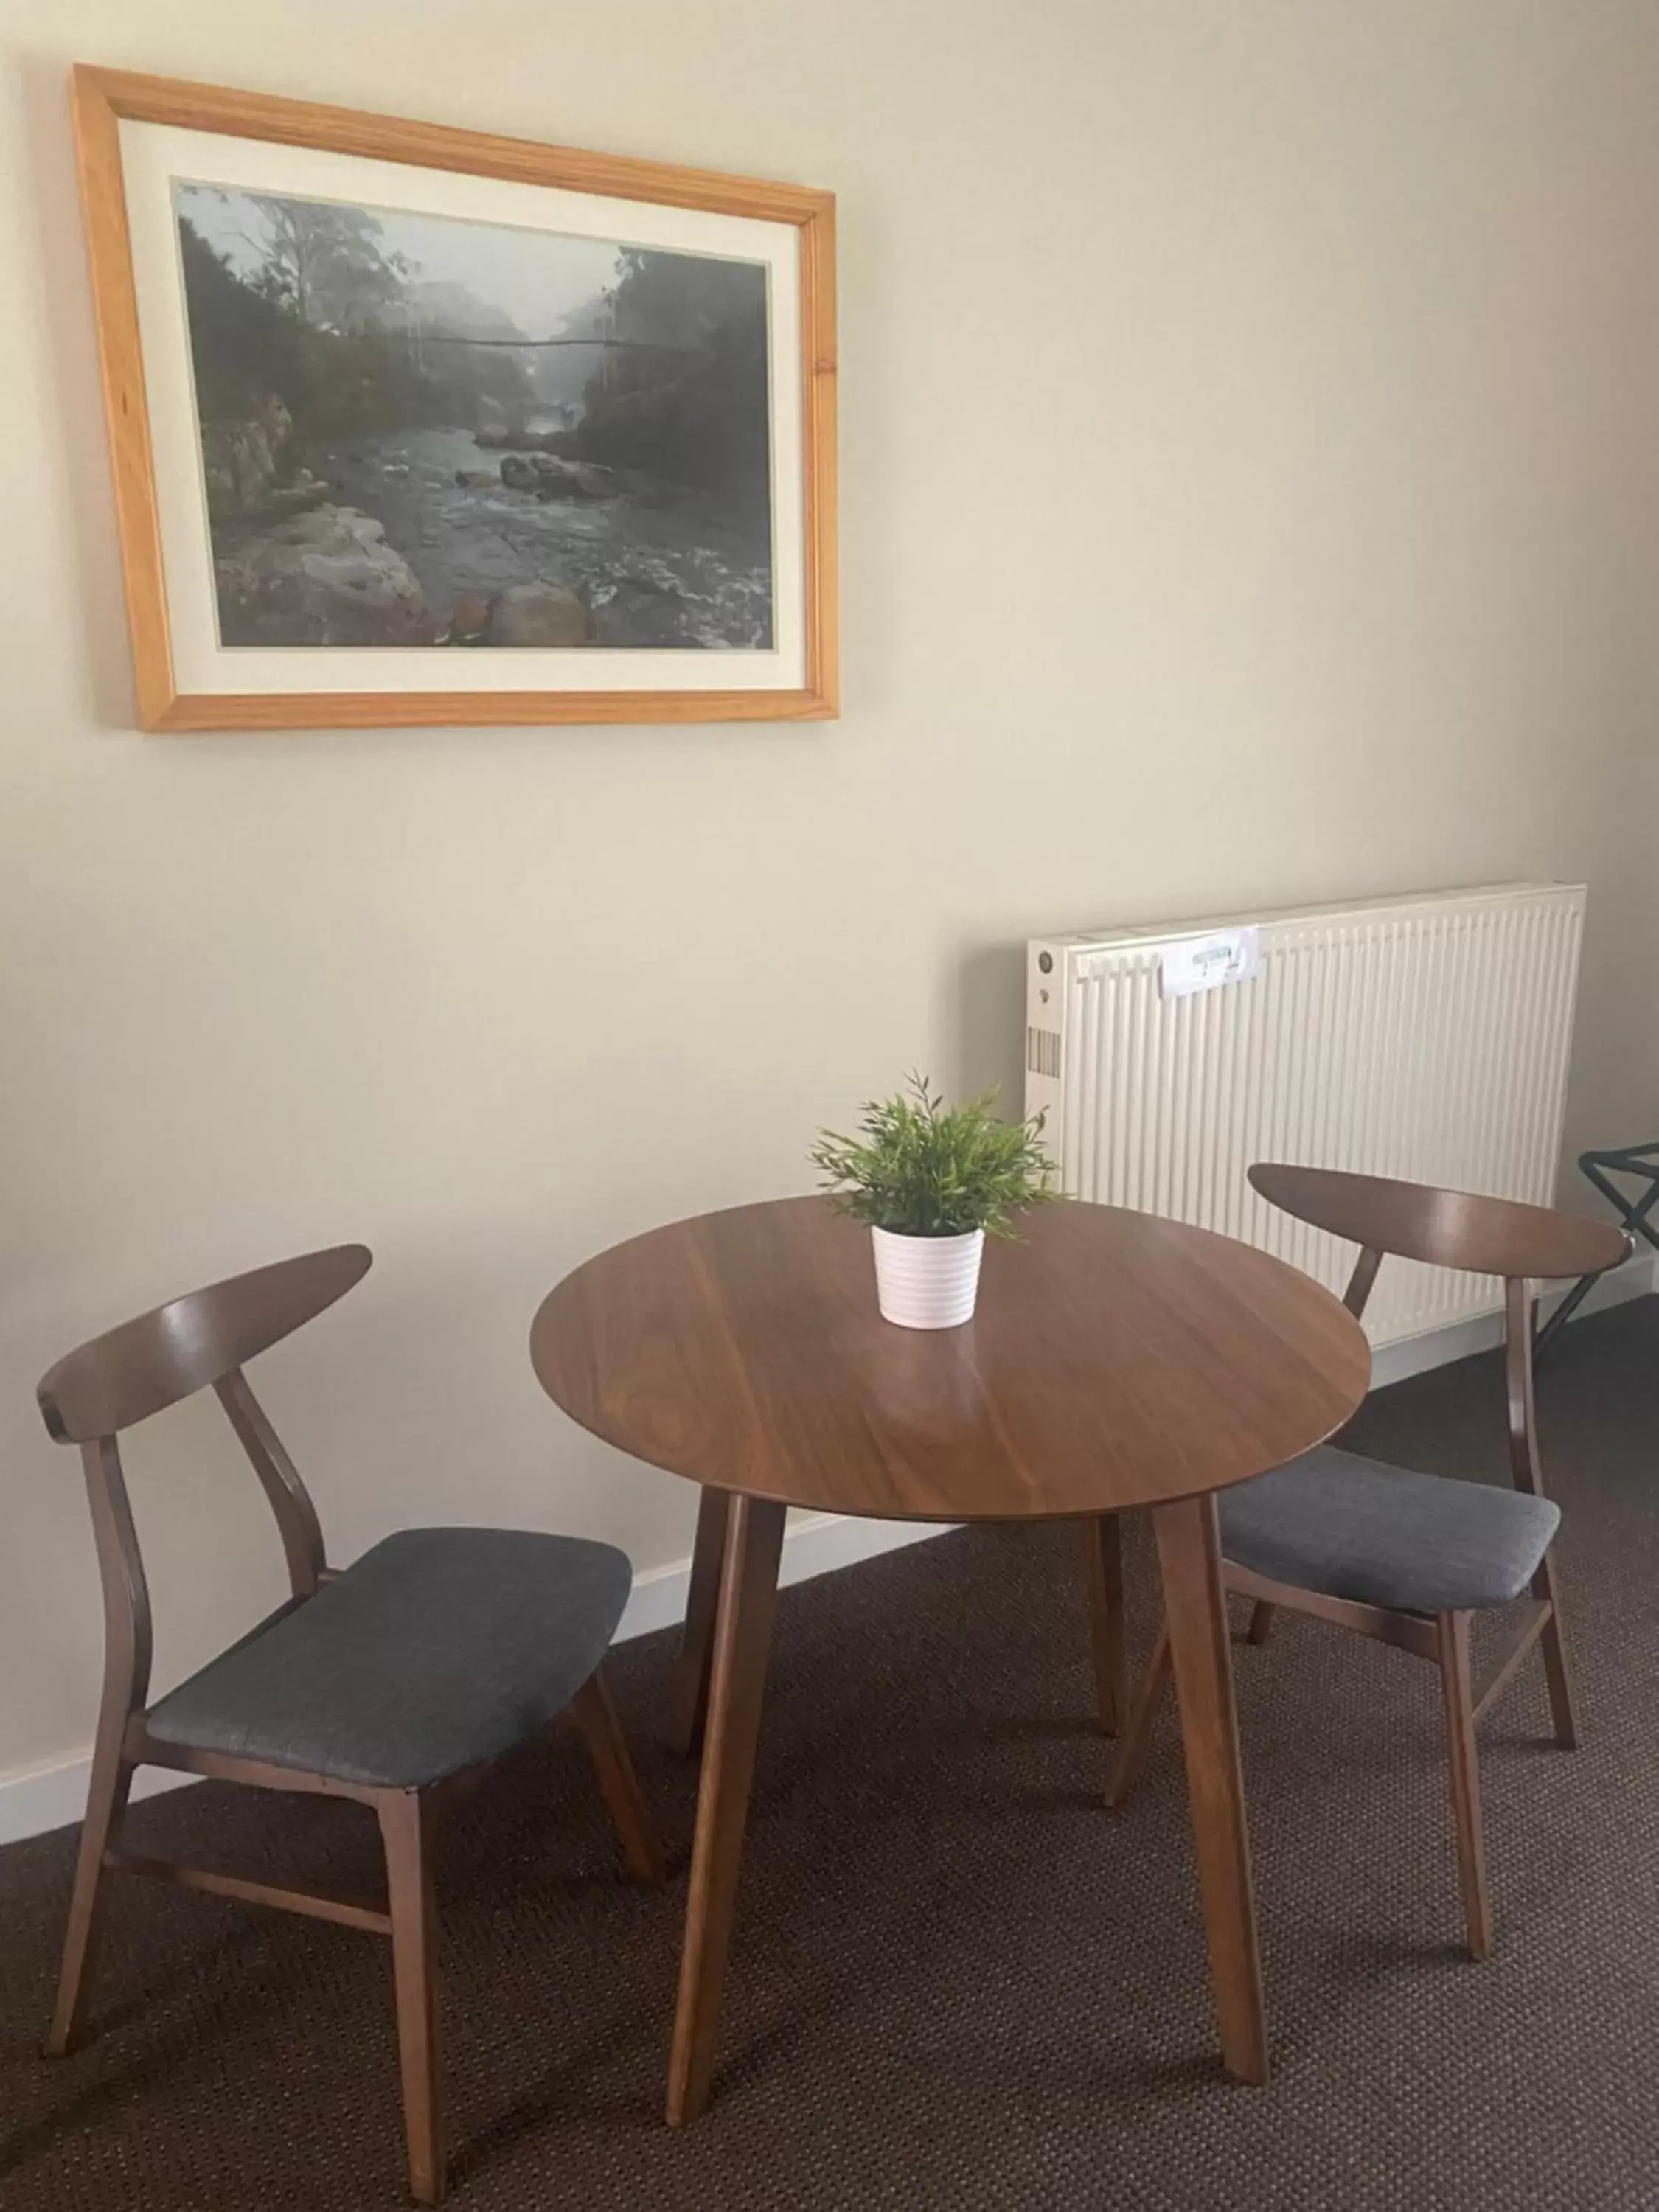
[532, 1195, 1370, 2124]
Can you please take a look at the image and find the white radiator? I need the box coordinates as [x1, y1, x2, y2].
[1024, 882, 1586, 1348]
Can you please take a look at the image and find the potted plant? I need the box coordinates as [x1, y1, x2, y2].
[810, 1074, 1057, 1328]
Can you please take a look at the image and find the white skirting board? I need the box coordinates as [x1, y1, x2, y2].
[3, 1256, 1652, 1848]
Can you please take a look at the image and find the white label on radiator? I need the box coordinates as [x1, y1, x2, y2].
[1159, 926, 1261, 1000]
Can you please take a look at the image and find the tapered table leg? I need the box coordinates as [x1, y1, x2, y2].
[670, 1487, 732, 1756]
[1152, 1492, 1267, 2085]
[1082, 1514, 1127, 1736]
[1108, 1621, 1170, 1809]
[667, 1492, 786, 2126]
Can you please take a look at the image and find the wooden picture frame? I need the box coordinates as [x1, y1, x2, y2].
[72, 67, 838, 731]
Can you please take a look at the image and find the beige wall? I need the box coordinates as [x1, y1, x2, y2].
[3, 0, 1657, 1787]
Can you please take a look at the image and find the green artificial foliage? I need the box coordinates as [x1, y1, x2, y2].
[810, 1074, 1057, 1239]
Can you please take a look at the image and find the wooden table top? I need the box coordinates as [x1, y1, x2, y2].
[531, 1196, 1371, 1523]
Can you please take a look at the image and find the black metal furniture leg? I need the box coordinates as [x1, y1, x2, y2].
[1534, 1144, 1658, 1365]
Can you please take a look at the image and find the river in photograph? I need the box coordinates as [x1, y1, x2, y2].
[315, 428, 773, 649]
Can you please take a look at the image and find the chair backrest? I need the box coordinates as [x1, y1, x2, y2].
[38, 1245, 371, 1444]
[1248, 1163, 1630, 1498]
[36, 1246, 371, 1723]
[1247, 1164, 1630, 1287]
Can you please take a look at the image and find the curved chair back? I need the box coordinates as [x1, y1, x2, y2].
[1247, 1165, 1630, 1290]
[1248, 1163, 1631, 1496]
[38, 1245, 371, 1444]
[35, 1245, 372, 1722]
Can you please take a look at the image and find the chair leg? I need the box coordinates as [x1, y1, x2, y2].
[1436, 1611, 1493, 1962]
[1246, 1601, 1276, 1646]
[1081, 1514, 1127, 1736]
[570, 1666, 666, 1885]
[44, 1747, 133, 2056]
[1532, 1554, 1578, 1750]
[1107, 1621, 1172, 1808]
[379, 1791, 444, 2206]
[1503, 1276, 1576, 1748]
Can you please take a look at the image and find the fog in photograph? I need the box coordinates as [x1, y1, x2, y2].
[173, 183, 774, 650]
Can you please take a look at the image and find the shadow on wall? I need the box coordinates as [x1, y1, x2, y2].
[14, 52, 134, 734]
[948, 944, 1028, 1112]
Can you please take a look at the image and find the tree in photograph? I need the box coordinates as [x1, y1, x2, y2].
[177, 197, 535, 451]
[178, 214, 310, 422]
[574, 249, 771, 506]
[244, 196, 411, 333]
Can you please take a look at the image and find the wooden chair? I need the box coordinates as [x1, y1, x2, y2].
[36, 1244, 663, 2205]
[1110, 1165, 1630, 1958]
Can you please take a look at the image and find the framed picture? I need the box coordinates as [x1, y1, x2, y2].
[72, 67, 837, 730]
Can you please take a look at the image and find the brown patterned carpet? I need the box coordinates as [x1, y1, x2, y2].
[1, 1297, 1656, 2210]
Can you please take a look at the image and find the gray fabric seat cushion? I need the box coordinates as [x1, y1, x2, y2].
[1218, 1445, 1559, 1615]
[146, 1527, 632, 1790]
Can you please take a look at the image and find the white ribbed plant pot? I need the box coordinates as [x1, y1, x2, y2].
[870, 1225, 984, 1329]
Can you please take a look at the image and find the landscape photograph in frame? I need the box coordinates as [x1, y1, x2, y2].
[172, 184, 776, 654]
[73, 69, 837, 728]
